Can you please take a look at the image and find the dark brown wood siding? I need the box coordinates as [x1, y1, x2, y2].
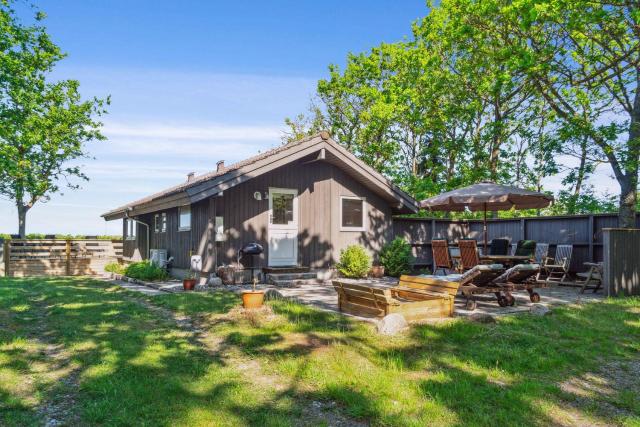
[119, 159, 396, 270]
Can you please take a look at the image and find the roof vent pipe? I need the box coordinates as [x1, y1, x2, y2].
[216, 160, 225, 172]
[187, 172, 195, 182]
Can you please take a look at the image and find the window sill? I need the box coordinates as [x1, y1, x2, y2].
[125, 237, 136, 241]
[178, 228, 191, 232]
[340, 227, 365, 232]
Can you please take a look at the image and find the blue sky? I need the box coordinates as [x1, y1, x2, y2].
[0, 1, 616, 235]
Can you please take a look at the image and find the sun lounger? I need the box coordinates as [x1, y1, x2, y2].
[461, 263, 546, 309]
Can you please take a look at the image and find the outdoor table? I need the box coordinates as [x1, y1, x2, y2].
[479, 254, 531, 266]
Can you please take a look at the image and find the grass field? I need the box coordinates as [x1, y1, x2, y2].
[1, 277, 639, 426]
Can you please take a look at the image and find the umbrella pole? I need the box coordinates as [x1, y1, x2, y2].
[483, 203, 488, 254]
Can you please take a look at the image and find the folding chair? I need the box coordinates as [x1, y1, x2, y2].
[544, 244, 573, 284]
[489, 238, 510, 256]
[458, 239, 480, 271]
[534, 243, 549, 280]
[576, 262, 603, 293]
[514, 240, 537, 258]
[431, 239, 453, 275]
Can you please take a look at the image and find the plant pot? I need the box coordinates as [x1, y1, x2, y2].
[241, 290, 265, 309]
[370, 265, 385, 278]
[183, 278, 197, 291]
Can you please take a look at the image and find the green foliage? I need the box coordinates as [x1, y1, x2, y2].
[0, 1, 109, 237]
[124, 261, 168, 282]
[104, 262, 125, 275]
[288, 0, 638, 222]
[336, 245, 371, 278]
[379, 238, 414, 277]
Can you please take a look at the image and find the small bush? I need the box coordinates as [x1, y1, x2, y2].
[337, 245, 371, 278]
[379, 237, 414, 277]
[124, 260, 168, 282]
[104, 262, 125, 275]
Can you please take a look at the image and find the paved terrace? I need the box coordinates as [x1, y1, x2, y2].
[110, 276, 604, 320]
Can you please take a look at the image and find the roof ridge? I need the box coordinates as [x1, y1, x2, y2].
[102, 132, 326, 217]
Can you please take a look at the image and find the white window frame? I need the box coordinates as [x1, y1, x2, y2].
[340, 196, 366, 232]
[154, 214, 160, 233]
[125, 218, 137, 240]
[178, 205, 191, 231]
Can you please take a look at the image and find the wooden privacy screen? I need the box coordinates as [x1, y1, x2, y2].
[2, 239, 123, 277]
[603, 228, 640, 297]
[393, 213, 640, 273]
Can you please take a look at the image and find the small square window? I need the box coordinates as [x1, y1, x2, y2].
[340, 197, 365, 231]
[179, 206, 191, 231]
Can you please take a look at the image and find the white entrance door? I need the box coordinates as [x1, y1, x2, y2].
[268, 188, 298, 267]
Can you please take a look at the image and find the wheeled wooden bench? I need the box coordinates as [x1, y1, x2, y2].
[332, 277, 461, 321]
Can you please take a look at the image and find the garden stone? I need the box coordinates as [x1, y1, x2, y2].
[264, 289, 284, 300]
[377, 313, 408, 335]
[530, 304, 550, 316]
[208, 276, 223, 287]
[468, 313, 496, 324]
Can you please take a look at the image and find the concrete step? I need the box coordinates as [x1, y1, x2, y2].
[268, 278, 325, 288]
[267, 272, 318, 282]
[263, 266, 310, 274]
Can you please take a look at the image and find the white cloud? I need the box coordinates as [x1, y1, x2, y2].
[102, 122, 283, 141]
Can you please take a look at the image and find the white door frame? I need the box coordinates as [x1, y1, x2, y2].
[267, 187, 299, 266]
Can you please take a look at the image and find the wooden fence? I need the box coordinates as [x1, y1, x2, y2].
[393, 212, 640, 273]
[603, 228, 640, 296]
[1, 239, 123, 277]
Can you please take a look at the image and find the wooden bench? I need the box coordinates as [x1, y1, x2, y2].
[332, 277, 461, 321]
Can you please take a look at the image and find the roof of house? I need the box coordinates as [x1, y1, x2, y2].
[101, 132, 419, 220]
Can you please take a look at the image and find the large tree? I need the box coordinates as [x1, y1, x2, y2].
[0, 1, 108, 237]
[442, 0, 640, 226]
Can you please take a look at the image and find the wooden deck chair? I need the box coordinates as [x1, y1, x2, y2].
[417, 264, 505, 288]
[544, 244, 573, 284]
[490, 263, 543, 306]
[489, 238, 511, 256]
[431, 239, 453, 275]
[576, 262, 603, 293]
[458, 239, 480, 271]
[534, 243, 549, 280]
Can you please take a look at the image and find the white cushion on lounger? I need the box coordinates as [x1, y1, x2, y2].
[420, 264, 504, 282]
[493, 263, 540, 283]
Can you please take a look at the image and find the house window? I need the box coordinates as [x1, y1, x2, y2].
[340, 196, 365, 231]
[154, 213, 167, 233]
[125, 219, 137, 240]
[178, 205, 191, 231]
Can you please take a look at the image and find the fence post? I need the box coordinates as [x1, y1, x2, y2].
[588, 215, 594, 263]
[3, 240, 9, 277]
[65, 239, 71, 276]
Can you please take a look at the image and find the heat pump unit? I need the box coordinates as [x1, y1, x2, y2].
[150, 249, 168, 267]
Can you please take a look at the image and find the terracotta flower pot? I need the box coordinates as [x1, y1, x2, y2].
[241, 290, 265, 309]
[370, 265, 385, 278]
[183, 278, 197, 291]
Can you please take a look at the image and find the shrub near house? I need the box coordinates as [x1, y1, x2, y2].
[380, 237, 414, 277]
[337, 245, 372, 278]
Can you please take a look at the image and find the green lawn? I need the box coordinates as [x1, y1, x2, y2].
[1, 277, 639, 426]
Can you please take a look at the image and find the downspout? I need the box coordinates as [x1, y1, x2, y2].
[125, 209, 150, 260]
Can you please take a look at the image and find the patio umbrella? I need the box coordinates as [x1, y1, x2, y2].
[419, 182, 554, 252]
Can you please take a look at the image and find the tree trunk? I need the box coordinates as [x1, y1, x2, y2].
[17, 203, 28, 238]
[618, 177, 637, 228]
[618, 71, 640, 229]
